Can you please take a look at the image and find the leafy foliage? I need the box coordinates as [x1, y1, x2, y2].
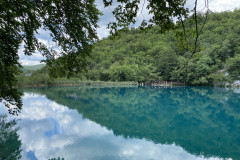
[103, 0, 188, 33]
[0, 0, 100, 113]
[226, 55, 240, 80]
[82, 10, 240, 85]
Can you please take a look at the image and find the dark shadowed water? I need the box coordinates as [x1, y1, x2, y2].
[1, 86, 240, 160]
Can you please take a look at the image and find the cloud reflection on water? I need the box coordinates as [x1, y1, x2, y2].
[1, 93, 229, 160]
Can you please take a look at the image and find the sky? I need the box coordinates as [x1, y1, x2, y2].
[19, 0, 240, 66]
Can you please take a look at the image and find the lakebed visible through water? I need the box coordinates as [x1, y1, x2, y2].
[1, 86, 240, 160]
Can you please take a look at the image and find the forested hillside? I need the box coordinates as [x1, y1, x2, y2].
[19, 10, 240, 86]
[22, 64, 46, 71]
[83, 10, 240, 85]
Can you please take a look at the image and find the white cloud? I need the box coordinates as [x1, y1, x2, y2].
[208, 0, 240, 12]
[96, 25, 110, 39]
[18, 42, 46, 66]
[38, 38, 49, 46]
[186, 0, 240, 12]
[36, 28, 51, 40]
[19, 59, 44, 65]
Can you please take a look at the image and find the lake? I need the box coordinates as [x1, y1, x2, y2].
[1, 86, 240, 160]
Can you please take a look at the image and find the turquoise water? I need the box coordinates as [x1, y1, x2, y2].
[1, 86, 240, 160]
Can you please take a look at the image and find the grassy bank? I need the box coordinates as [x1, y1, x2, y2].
[21, 81, 138, 88]
[16, 75, 138, 88]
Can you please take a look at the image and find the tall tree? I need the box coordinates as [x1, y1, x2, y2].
[0, 0, 100, 114]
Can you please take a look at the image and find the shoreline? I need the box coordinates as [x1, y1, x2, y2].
[17, 80, 187, 88]
[17, 80, 240, 89]
[17, 81, 139, 88]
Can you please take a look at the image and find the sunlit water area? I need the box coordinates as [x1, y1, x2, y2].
[1, 86, 240, 160]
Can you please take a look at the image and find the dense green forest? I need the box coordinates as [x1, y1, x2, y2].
[18, 10, 240, 86]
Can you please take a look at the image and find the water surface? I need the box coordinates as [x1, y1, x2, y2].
[1, 86, 240, 160]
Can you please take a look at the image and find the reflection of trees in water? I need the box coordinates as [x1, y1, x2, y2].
[25, 86, 240, 159]
[48, 157, 64, 160]
[0, 89, 22, 115]
[0, 115, 22, 160]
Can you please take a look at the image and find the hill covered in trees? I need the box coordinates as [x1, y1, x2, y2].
[19, 10, 240, 86]
[22, 64, 46, 71]
[83, 9, 240, 85]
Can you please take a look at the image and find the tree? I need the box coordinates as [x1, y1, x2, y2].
[226, 55, 240, 80]
[103, 0, 188, 33]
[0, 0, 100, 114]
